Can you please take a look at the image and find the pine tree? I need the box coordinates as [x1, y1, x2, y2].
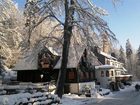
[136, 45, 140, 65]
[126, 39, 132, 59]
[125, 39, 133, 73]
[135, 45, 140, 79]
[118, 46, 125, 64]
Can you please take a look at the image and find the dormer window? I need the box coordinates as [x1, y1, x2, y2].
[40, 54, 50, 68]
[107, 59, 110, 65]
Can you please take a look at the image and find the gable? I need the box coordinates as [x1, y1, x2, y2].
[54, 45, 85, 69]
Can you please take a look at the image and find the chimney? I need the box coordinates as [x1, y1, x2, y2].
[102, 32, 110, 54]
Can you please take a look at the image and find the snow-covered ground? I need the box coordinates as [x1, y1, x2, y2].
[0, 82, 139, 105]
[61, 82, 140, 105]
[83, 82, 140, 105]
[0, 92, 60, 105]
[0, 86, 110, 105]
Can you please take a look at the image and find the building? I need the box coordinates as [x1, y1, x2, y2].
[13, 44, 101, 94]
[13, 46, 60, 82]
[53, 45, 100, 94]
[93, 46, 132, 90]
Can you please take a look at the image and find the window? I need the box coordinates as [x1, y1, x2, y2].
[107, 59, 110, 65]
[68, 71, 75, 80]
[66, 70, 77, 83]
[79, 71, 84, 81]
[101, 71, 104, 77]
[111, 71, 114, 76]
[106, 71, 109, 77]
[115, 71, 117, 75]
[86, 72, 89, 79]
[90, 72, 94, 80]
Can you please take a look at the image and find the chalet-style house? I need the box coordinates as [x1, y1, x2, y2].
[53, 45, 101, 94]
[13, 32, 132, 93]
[13, 47, 60, 82]
[13, 44, 100, 94]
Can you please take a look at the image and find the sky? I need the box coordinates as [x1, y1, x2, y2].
[94, 0, 140, 49]
[14, 0, 140, 49]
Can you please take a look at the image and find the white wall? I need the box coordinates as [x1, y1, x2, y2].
[95, 69, 116, 88]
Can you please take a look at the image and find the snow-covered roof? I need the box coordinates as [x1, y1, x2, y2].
[47, 47, 59, 56]
[100, 51, 117, 60]
[115, 74, 133, 78]
[88, 52, 101, 66]
[115, 67, 128, 72]
[122, 67, 127, 72]
[95, 65, 115, 70]
[12, 46, 60, 71]
[54, 45, 86, 69]
[12, 54, 38, 71]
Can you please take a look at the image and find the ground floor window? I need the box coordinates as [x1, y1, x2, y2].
[68, 71, 75, 80]
[101, 71, 104, 77]
[66, 69, 77, 83]
[106, 71, 109, 77]
[111, 71, 114, 76]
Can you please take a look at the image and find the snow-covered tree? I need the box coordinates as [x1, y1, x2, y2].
[23, 0, 117, 98]
[118, 46, 125, 64]
[126, 39, 132, 59]
[0, 0, 23, 68]
[125, 39, 134, 75]
[136, 45, 140, 65]
[135, 45, 140, 79]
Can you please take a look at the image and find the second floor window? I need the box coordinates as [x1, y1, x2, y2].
[107, 59, 110, 65]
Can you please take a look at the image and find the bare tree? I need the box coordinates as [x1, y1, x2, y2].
[24, 0, 116, 98]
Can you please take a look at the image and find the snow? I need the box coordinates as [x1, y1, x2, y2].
[0, 92, 60, 105]
[12, 56, 38, 70]
[100, 51, 117, 60]
[115, 74, 133, 77]
[54, 45, 85, 69]
[48, 47, 59, 56]
[95, 65, 115, 69]
[0, 82, 140, 105]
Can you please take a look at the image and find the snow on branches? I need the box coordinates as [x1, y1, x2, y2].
[0, 0, 23, 68]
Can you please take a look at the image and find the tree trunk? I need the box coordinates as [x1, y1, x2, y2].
[55, 0, 75, 98]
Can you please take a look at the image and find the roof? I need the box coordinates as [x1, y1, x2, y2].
[54, 45, 85, 69]
[12, 45, 61, 71]
[88, 51, 101, 66]
[47, 47, 59, 56]
[115, 74, 133, 78]
[12, 48, 39, 71]
[12, 57, 38, 71]
[95, 65, 115, 70]
[100, 51, 117, 60]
